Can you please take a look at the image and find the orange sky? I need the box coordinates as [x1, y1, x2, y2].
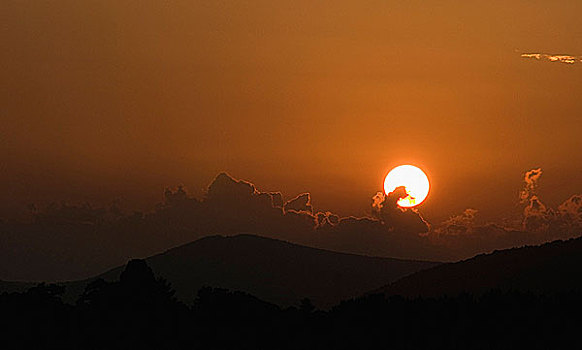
[2, 0, 581, 222]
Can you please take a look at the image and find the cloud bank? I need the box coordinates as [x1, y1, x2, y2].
[428, 168, 582, 255]
[0, 170, 580, 281]
[521, 53, 581, 64]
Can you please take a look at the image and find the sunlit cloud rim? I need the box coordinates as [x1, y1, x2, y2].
[520, 52, 581, 65]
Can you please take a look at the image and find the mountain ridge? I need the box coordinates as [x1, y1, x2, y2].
[2, 233, 439, 307]
[377, 235, 582, 297]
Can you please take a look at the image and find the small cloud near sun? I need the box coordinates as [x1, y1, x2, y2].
[520, 52, 581, 64]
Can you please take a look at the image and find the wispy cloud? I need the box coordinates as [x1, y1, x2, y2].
[520, 52, 581, 64]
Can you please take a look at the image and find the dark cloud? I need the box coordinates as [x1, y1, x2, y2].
[207, 173, 257, 202]
[427, 168, 582, 257]
[284, 193, 313, 214]
[315, 211, 339, 228]
[1, 171, 580, 281]
[270, 192, 284, 208]
[558, 195, 582, 226]
[371, 187, 429, 234]
[433, 209, 478, 236]
[523, 196, 550, 232]
[518, 168, 581, 237]
[0, 172, 439, 280]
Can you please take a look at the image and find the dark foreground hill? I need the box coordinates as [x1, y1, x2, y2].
[378, 236, 582, 297]
[2, 234, 437, 307]
[3, 259, 582, 350]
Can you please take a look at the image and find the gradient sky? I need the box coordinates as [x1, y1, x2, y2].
[2, 0, 581, 222]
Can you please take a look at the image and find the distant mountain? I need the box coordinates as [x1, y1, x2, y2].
[2, 234, 438, 307]
[377, 236, 582, 297]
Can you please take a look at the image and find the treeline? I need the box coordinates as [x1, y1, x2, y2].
[1, 260, 581, 349]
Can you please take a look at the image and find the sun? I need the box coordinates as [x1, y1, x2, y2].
[383, 165, 430, 208]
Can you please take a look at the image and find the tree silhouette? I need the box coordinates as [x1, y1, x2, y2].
[2, 260, 582, 349]
[74, 259, 186, 349]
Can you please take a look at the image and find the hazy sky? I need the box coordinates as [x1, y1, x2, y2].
[2, 0, 581, 222]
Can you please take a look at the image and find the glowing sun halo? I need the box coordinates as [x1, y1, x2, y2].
[383, 165, 430, 208]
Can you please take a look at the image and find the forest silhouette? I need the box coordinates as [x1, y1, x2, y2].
[1, 173, 581, 349]
[2, 258, 582, 349]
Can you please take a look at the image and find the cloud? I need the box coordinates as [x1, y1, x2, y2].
[558, 195, 582, 227]
[426, 167, 581, 258]
[284, 193, 313, 214]
[520, 52, 581, 64]
[518, 168, 561, 232]
[523, 195, 551, 232]
[315, 211, 339, 228]
[159, 174, 432, 253]
[156, 174, 438, 261]
[382, 190, 429, 234]
[517, 168, 581, 235]
[548, 195, 582, 238]
[520, 168, 542, 203]
[433, 209, 479, 236]
[2, 170, 581, 281]
[370, 187, 430, 234]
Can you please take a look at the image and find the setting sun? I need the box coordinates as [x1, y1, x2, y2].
[384, 165, 430, 208]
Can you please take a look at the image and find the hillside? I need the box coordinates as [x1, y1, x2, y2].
[378, 236, 582, 297]
[2, 234, 438, 307]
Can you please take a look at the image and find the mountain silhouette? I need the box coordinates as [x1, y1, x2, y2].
[101, 234, 438, 307]
[377, 236, 582, 297]
[2, 234, 438, 307]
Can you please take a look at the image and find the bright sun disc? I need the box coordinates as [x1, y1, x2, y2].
[383, 165, 430, 208]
